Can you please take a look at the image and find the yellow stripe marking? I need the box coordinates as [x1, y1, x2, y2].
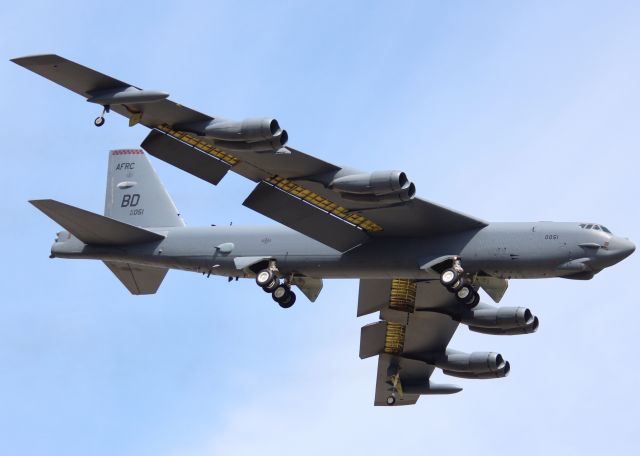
[267, 176, 383, 232]
[158, 125, 239, 165]
[157, 126, 383, 233]
[384, 322, 406, 354]
[389, 279, 417, 313]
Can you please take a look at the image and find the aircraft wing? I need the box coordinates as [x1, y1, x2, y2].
[358, 279, 462, 405]
[13, 54, 487, 252]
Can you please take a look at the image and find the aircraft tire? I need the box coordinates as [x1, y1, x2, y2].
[455, 284, 474, 304]
[94, 116, 105, 127]
[256, 269, 275, 287]
[465, 291, 480, 308]
[279, 291, 296, 308]
[262, 278, 279, 292]
[386, 395, 396, 406]
[273, 287, 295, 308]
[440, 269, 459, 287]
[447, 279, 464, 292]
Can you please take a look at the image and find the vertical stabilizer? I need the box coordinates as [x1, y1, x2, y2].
[105, 149, 185, 227]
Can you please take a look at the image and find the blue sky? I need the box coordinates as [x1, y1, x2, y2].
[1, 1, 639, 455]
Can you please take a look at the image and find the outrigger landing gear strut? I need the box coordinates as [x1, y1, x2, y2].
[94, 105, 110, 127]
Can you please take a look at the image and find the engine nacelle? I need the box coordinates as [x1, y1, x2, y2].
[329, 170, 411, 195]
[469, 316, 539, 335]
[437, 350, 506, 372]
[203, 117, 282, 141]
[212, 130, 289, 152]
[443, 362, 510, 379]
[338, 182, 416, 203]
[461, 305, 535, 329]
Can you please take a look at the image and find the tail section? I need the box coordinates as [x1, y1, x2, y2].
[31, 149, 182, 295]
[105, 149, 185, 227]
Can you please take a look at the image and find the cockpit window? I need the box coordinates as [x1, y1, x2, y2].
[579, 223, 612, 234]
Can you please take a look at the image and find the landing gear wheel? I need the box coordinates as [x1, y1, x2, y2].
[262, 278, 279, 293]
[386, 395, 397, 406]
[278, 291, 296, 309]
[94, 116, 105, 127]
[256, 269, 275, 287]
[440, 268, 459, 287]
[465, 291, 480, 309]
[272, 286, 296, 308]
[272, 284, 289, 301]
[447, 279, 464, 292]
[455, 284, 475, 304]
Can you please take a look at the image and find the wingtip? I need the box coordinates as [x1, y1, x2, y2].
[10, 53, 63, 66]
[28, 198, 55, 208]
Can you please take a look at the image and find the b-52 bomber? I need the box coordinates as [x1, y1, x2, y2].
[13, 54, 635, 406]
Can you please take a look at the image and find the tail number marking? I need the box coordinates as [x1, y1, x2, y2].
[121, 194, 140, 208]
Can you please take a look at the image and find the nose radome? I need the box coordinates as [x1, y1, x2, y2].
[612, 237, 636, 261]
[622, 238, 636, 258]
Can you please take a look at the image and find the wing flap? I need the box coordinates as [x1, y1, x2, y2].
[357, 279, 392, 317]
[141, 130, 230, 185]
[243, 182, 370, 252]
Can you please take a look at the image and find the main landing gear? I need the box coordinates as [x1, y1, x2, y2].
[255, 262, 297, 309]
[439, 259, 480, 308]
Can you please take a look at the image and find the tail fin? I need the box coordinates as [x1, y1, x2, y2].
[105, 149, 185, 227]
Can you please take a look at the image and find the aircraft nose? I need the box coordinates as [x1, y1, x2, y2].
[621, 238, 636, 258]
[609, 237, 635, 262]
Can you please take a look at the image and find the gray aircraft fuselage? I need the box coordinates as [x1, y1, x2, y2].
[51, 221, 635, 280]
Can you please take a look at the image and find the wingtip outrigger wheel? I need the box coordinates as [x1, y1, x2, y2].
[94, 105, 110, 127]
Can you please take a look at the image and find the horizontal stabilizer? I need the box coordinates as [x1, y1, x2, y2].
[30, 199, 164, 245]
[103, 261, 168, 295]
